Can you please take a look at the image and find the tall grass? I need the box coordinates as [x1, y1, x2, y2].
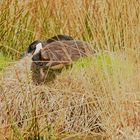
[0, 0, 140, 139]
[1, 0, 140, 57]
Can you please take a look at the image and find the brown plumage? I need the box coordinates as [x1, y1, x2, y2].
[32, 40, 96, 67]
[31, 40, 96, 84]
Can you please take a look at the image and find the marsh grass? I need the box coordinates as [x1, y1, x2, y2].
[0, 52, 11, 71]
[1, 0, 140, 57]
[0, 0, 140, 139]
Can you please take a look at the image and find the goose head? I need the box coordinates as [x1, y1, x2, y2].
[22, 40, 43, 57]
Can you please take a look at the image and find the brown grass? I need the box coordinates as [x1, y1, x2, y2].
[0, 53, 139, 139]
[1, 0, 140, 57]
[0, 0, 140, 139]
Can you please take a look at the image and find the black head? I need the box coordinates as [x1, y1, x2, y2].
[27, 40, 42, 54]
[21, 40, 42, 58]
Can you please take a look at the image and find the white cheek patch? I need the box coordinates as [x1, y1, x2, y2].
[34, 43, 43, 55]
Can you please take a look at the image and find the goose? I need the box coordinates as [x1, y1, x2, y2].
[31, 40, 96, 84]
[23, 34, 74, 57]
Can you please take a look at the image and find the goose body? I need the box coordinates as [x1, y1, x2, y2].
[32, 40, 95, 67]
[31, 40, 96, 84]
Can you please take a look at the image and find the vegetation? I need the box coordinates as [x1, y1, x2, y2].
[0, 0, 140, 139]
[0, 52, 11, 71]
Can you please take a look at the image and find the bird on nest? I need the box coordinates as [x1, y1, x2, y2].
[31, 40, 97, 84]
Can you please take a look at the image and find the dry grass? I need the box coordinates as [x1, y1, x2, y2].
[0, 53, 139, 139]
[1, 0, 140, 57]
[0, 0, 140, 139]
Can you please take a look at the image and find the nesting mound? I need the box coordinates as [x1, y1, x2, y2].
[0, 56, 103, 139]
[0, 53, 140, 139]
